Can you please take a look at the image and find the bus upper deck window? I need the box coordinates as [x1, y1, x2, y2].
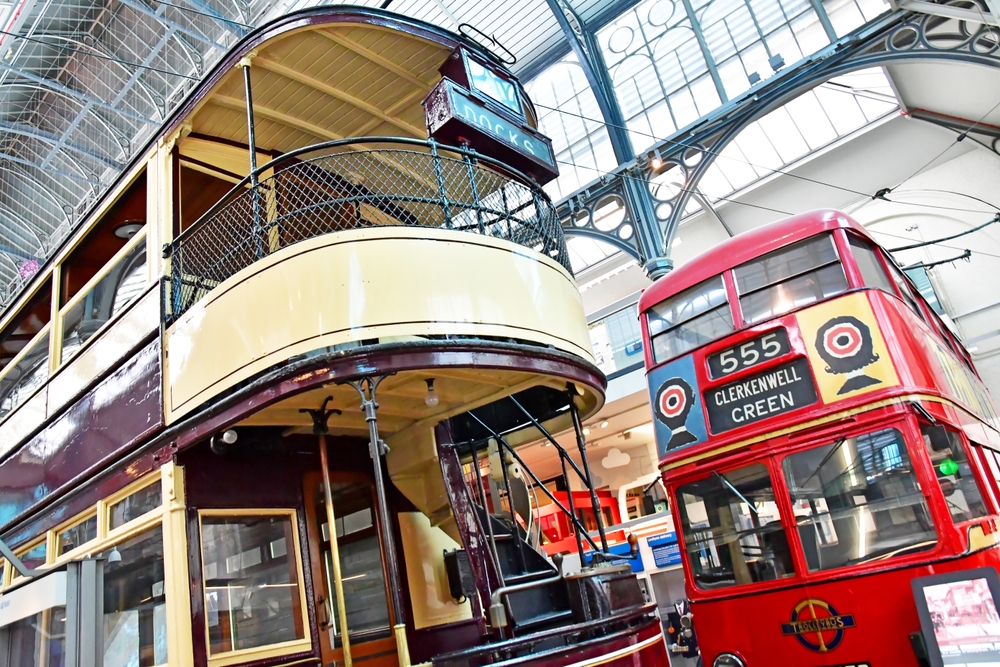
[848, 235, 895, 293]
[734, 233, 848, 325]
[782, 427, 936, 573]
[676, 463, 794, 590]
[921, 424, 989, 523]
[647, 275, 733, 364]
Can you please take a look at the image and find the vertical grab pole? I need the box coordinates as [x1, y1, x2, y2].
[348, 376, 410, 667]
[567, 384, 609, 552]
[319, 434, 353, 667]
[240, 54, 264, 259]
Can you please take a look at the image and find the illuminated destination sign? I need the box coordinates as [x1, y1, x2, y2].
[704, 357, 818, 433]
[423, 79, 558, 185]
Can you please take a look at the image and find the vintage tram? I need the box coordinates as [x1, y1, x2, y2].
[639, 209, 1000, 667]
[0, 7, 668, 667]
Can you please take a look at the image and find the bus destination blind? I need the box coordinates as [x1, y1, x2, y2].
[704, 357, 818, 433]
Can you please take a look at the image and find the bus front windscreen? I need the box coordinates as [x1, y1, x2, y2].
[782, 427, 937, 572]
[677, 463, 795, 590]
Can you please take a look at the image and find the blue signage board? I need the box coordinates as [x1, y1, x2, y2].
[597, 542, 644, 573]
[647, 532, 681, 568]
[647, 356, 709, 457]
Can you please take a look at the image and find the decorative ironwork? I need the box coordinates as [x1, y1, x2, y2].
[162, 137, 569, 324]
[560, 3, 1000, 277]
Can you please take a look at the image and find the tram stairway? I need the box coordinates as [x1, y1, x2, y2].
[475, 506, 575, 636]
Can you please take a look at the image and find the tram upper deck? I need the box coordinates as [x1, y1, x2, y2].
[0, 9, 667, 667]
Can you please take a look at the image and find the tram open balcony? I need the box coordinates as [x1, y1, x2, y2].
[161, 137, 590, 421]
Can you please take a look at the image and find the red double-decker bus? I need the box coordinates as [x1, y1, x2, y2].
[638, 209, 1000, 667]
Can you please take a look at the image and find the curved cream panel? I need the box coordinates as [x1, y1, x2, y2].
[164, 228, 592, 422]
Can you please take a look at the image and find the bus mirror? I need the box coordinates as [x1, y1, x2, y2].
[924, 425, 952, 452]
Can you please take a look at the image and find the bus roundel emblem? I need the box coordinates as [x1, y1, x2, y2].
[658, 384, 687, 419]
[822, 321, 863, 358]
[781, 599, 856, 653]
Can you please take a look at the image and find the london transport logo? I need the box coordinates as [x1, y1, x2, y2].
[781, 598, 856, 652]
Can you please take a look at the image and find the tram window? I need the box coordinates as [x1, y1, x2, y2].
[316, 481, 391, 641]
[782, 427, 937, 572]
[848, 235, 895, 293]
[201, 514, 306, 655]
[109, 483, 162, 530]
[99, 527, 167, 667]
[647, 276, 733, 364]
[5, 607, 66, 667]
[921, 425, 989, 523]
[61, 240, 147, 365]
[14, 541, 47, 575]
[676, 463, 794, 590]
[734, 233, 849, 325]
[58, 514, 98, 555]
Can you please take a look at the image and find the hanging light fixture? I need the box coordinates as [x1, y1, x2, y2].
[424, 379, 439, 407]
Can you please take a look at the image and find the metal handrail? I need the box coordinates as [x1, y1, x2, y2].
[162, 136, 569, 323]
[166, 136, 545, 250]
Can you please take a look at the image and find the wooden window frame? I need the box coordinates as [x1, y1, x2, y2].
[196, 508, 313, 667]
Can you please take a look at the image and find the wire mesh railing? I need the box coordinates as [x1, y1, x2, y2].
[162, 137, 570, 325]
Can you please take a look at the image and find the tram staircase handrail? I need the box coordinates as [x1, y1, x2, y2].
[453, 390, 625, 640]
[160, 136, 570, 326]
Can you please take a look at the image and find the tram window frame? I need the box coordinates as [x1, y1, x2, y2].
[647, 275, 734, 365]
[675, 462, 796, 591]
[197, 509, 312, 666]
[921, 424, 991, 523]
[733, 233, 850, 326]
[781, 425, 938, 574]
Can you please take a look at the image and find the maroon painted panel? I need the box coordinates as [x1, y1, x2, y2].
[0, 340, 162, 538]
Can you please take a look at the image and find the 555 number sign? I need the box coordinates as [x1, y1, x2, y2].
[707, 329, 791, 379]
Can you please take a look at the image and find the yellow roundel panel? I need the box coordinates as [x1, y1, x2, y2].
[796, 292, 899, 404]
[163, 227, 592, 422]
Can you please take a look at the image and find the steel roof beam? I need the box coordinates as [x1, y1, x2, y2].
[114, 0, 227, 50]
[0, 62, 157, 124]
[0, 150, 105, 187]
[0, 120, 123, 170]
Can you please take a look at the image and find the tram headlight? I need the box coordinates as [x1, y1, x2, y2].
[713, 653, 746, 667]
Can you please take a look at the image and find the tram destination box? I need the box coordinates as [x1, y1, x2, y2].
[912, 567, 1000, 667]
[704, 357, 818, 433]
[424, 51, 559, 185]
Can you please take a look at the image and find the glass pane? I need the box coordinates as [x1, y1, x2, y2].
[17, 541, 47, 572]
[317, 481, 390, 640]
[922, 425, 989, 523]
[648, 276, 729, 335]
[110, 483, 162, 530]
[589, 303, 643, 375]
[201, 515, 305, 654]
[652, 305, 734, 363]
[735, 233, 839, 294]
[849, 235, 895, 293]
[6, 608, 66, 667]
[886, 260, 922, 315]
[61, 242, 147, 364]
[0, 330, 50, 419]
[783, 427, 936, 572]
[677, 463, 794, 589]
[58, 515, 97, 554]
[739, 263, 848, 325]
[100, 527, 167, 667]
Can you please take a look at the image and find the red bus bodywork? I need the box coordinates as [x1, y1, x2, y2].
[639, 210, 1000, 667]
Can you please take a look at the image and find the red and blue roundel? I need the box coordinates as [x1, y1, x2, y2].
[647, 355, 707, 456]
[781, 599, 856, 653]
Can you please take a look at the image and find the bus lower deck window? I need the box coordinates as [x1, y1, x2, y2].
[676, 463, 794, 589]
[734, 233, 848, 325]
[782, 427, 937, 573]
[921, 424, 989, 523]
